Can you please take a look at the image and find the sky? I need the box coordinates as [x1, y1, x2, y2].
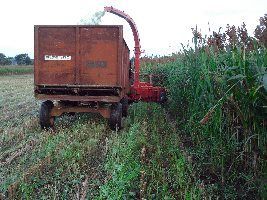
[0, 0, 266, 58]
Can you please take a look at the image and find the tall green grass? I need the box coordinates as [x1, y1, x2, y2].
[141, 29, 267, 198]
[0, 65, 33, 75]
[99, 103, 199, 199]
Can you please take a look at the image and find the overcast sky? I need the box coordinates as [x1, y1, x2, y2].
[0, 0, 266, 58]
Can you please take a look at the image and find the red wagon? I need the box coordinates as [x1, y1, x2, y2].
[34, 7, 167, 130]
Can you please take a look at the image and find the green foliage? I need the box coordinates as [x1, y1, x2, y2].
[0, 65, 33, 75]
[0, 75, 106, 199]
[0, 53, 12, 65]
[15, 53, 32, 65]
[255, 14, 267, 48]
[99, 122, 143, 199]
[99, 103, 200, 199]
[142, 33, 267, 198]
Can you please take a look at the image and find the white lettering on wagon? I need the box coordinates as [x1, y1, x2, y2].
[44, 55, 71, 61]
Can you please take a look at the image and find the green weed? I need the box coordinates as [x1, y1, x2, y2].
[141, 24, 267, 199]
[0, 65, 33, 75]
[99, 103, 199, 199]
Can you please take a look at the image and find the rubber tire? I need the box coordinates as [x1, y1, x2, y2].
[120, 97, 129, 117]
[108, 103, 122, 131]
[159, 92, 167, 104]
[40, 100, 55, 130]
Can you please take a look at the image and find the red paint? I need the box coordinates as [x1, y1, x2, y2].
[104, 6, 167, 103]
[129, 82, 167, 102]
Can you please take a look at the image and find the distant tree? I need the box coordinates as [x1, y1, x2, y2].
[0, 53, 12, 65]
[15, 53, 32, 65]
[6, 57, 13, 65]
[7, 57, 15, 65]
[255, 14, 267, 48]
[0, 53, 7, 65]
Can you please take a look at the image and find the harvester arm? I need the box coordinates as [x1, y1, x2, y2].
[104, 6, 141, 85]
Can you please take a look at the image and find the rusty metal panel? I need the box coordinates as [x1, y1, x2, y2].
[122, 39, 130, 96]
[34, 25, 130, 102]
[79, 27, 120, 85]
[35, 93, 121, 103]
[35, 26, 76, 85]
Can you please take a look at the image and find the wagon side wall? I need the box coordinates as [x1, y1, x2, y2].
[34, 25, 130, 102]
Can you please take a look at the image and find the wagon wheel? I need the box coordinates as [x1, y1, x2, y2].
[108, 103, 122, 131]
[159, 92, 167, 104]
[120, 97, 129, 117]
[40, 100, 55, 129]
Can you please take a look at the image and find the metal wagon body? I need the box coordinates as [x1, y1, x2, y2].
[34, 25, 130, 130]
[34, 7, 167, 130]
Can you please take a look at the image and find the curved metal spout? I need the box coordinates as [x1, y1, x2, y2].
[104, 6, 141, 85]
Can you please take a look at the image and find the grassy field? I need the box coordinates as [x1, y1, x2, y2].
[0, 64, 266, 199]
[0, 74, 110, 199]
[0, 65, 33, 75]
[2, 71, 264, 199]
[0, 75, 194, 199]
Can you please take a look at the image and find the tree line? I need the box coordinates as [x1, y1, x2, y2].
[0, 53, 33, 66]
